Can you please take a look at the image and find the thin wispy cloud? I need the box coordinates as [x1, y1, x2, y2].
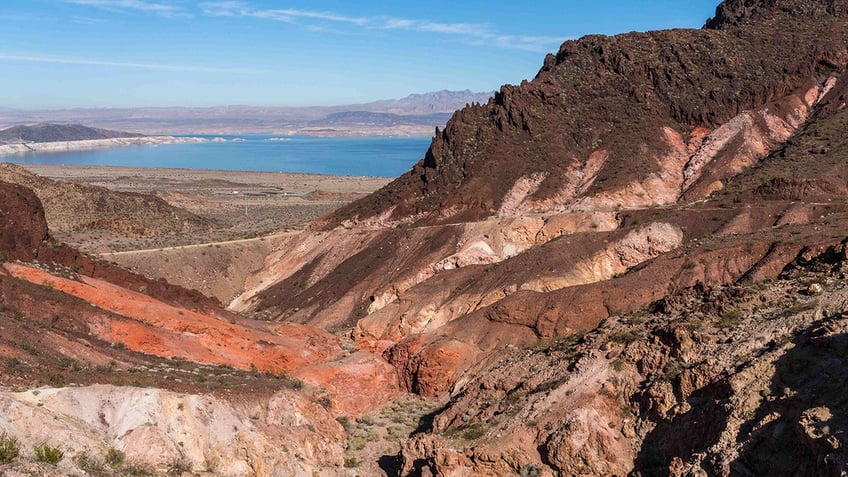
[198, 2, 562, 52]
[384, 19, 486, 36]
[198, 0, 242, 17]
[381, 18, 563, 52]
[71, 16, 105, 24]
[0, 53, 260, 73]
[200, 2, 366, 25]
[68, 0, 186, 18]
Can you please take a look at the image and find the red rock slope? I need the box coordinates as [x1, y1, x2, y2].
[0, 180, 398, 415]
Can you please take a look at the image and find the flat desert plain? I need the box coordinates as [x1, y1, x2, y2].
[20, 164, 391, 303]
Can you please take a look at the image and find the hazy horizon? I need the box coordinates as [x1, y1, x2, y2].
[2, 0, 718, 109]
[0, 89, 491, 112]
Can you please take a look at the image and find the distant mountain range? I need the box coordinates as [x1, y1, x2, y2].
[0, 123, 142, 145]
[0, 90, 494, 136]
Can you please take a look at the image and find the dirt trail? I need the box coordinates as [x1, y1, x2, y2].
[98, 231, 295, 257]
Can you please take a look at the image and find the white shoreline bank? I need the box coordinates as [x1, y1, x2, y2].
[0, 136, 208, 156]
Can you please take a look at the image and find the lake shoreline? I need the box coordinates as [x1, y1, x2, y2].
[1, 135, 429, 177]
[18, 163, 395, 183]
[0, 136, 208, 156]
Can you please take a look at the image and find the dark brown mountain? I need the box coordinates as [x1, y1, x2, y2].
[325, 0, 848, 228]
[0, 123, 142, 144]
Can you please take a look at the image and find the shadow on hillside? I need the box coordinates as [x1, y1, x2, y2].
[632, 379, 734, 475]
[633, 316, 848, 476]
[730, 318, 848, 476]
[379, 454, 402, 476]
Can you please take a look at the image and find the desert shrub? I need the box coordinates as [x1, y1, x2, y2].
[610, 331, 640, 345]
[73, 452, 107, 476]
[276, 372, 304, 390]
[20, 343, 40, 356]
[167, 456, 191, 476]
[104, 447, 125, 467]
[335, 416, 352, 431]
[718, 309, 743, 328]
[348, 436, 368, 451]
[34, 443, 64, 465]
[520, 464, 541, 477]
[0, 433, 20, 464]
[123, 461, 153, 476]
[343, 457, 360, 468]
[4, 357, 24, 371]
[532, 376, 569, 394]
[386, 426, 407, 440]
[48, 373, 65, 387]
[460, 422, 488, 440]
[356, 415, 377, 426]
[612, 358, 625, 372]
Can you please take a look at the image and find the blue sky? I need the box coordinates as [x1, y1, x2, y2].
[0, 1, 720, 109]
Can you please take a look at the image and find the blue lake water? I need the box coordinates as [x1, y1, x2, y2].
[8, 135, 433, 178]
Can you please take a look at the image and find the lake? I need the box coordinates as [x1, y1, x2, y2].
[8, 135, 433, 178]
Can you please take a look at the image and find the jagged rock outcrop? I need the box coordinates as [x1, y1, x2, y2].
[398, 242, 848, 476]
[0, 182, 49, 262]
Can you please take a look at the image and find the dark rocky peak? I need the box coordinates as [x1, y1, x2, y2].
[705, 0, 848, 29]
[322, 0, 848, 230]
[0, 123, 142, 144]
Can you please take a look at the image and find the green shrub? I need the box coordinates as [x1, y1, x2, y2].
[348, 436, 368, 451]
[610, 331, 640, 345]
[461, 422, 488, 440]
[356, 415, 377, 426]
[34, 443, 64, 465]
[0, 433, 20, 464]
[4, 357, 24, 371]
[343, 457, 360, 468]
[335, 416, 352, 431]
[386, 426, 407, 440]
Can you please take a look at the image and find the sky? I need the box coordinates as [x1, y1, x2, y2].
[0, 0, 720, 109]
